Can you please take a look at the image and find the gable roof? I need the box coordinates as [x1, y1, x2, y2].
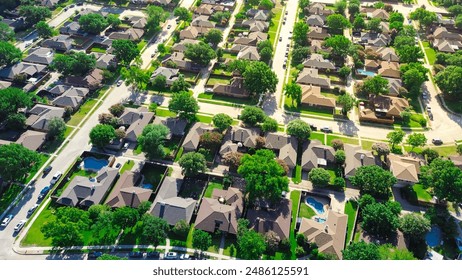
[23, 47, 54, 65]
[344, 144, 377, 177]
[59, 21, 85, 36]
[371, 95, 409, 117]
[387, 154, 421, 183]
[247, 198, 292, 240]
[150, 177, 196, 225]
[125, 111, 155, 142]
[232, 126, 260, 148]
[386, 78, 402, 96]
[378, 61, 401, 79]
[105, 171, 152, 208]
[118, 105, 146, 126]
[219, 140, 239, 156]
[301, 140, 335, 171]
[172, 39, 201, 52]
[182, 122, 214, 152]
[52, 94, 83, 109]
[212, 77, 249, 96]
[16, 130, 47, 151]
[300, 84, 336, 108]
[306, 15, 325, 26]
[63, 68, 104, 90]
[434, 26, 462, 41]
[152, 116, 187, 139]
[192, 15, 216, 28]
[95, 54, 117, 69]
[303, 53, 335, 70]
[195, 187, 244, 234]
[42, 35, 73, 51]
[265, 132, 298, 168]
[0, 62, 46, 80]
[26, 104, 65, 131]
[297, 68, 331, 88]
[108, 28, 144, 41]
[241, 20, 269, 32]
[307, 26, 330, 40]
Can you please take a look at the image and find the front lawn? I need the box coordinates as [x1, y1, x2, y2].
[67, 99, 99, 126]
[432, 145, 458, 157]
[21, 201, 54, 247]
[326, 134, 359, 146]
[206, 75, 230, 86]
[196, 114, 213, 124]
[310, 132, 325, 144]
[361, 140, 375, 151]
[198, 93, 257, 106]
[155, 108, 177, 117]
[24, 154, 50, 184]
[284, 96, 334, 118]
[422, 41, 436, 65]
[344, 200, 358, 244]
[412, 184, 432, 202]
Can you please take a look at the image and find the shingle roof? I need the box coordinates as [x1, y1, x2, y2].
[105, 171, 152, 208]
[301, 140, 335, 171]
[344, 144, 378, 177]
[247, 198, 292, 240]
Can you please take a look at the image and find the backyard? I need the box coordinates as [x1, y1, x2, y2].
[289, 190, 301, 260]
[140, 163, 167, 189]
[178, 176, 207, 200]
[206, 75, 230, 86]
[298, 202, 316, 219]
[344, 200, 358, 244]
[204, 177, 224, 198]
[120, 160, 135, 174]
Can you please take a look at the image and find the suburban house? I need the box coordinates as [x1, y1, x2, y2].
[0, 130, 48, 151]
[150, 67, 179, 86]
[108, 28, 144, 41]
[119, 108, 155, 142]
[366, 46, 399, 62]
[301, 139, 335, 171]
[105, 171, 152, 208]
[303, 54, 336, 72]
[182, 122, 214, 152]
[241, 20, 269, 32]
[246, 9, 270, 21]
[380, 21, 390, 34]
[386, 78, 404, 96]
[433, 39, 462, 53]
[297, 68, 331, 89]
[191, 15, 216, 28]
[212, 77, 249, 98]
[299, 210, 348, 259]
[344, 144, 378, 178]
[195, 187, 244, 235]
[306, 15, 325, 27]
[247, 198, 292, 240]
[378, 61, 401, 79]
[59, 21, 86, 36]
[63, 68, 104, 90]
[179, 26, 210, 39]
[307, 26, 330, 40]
[26, 104, 65, 132]
[172, 39, 201, 52]
[371, 95, 409, 118]
[449, 155, 462, 170]
[56, 167, 119, 208]
[0, 62, 46, 81]
[42, 35, 73, 52]
[94, 53, 117, 70]
[232, 126, 260, 148]
[195, 4, 219, 15]
[23, 47, 55, 65]
[433, 26, 462, 41]
[150, 177, 197, 225]
[300, 85, 336, 110]
[40, 0, 59, 7]
[237, 46, 260, 61]
[232, 32, 268, 48]
[161, 52, 200, 71]
[308, 3, 334, 16]
[264, 132, 298, 169]
[125, 16, 147, 29]
[310, 39, 331, 54]
[360, 32, 391, 47]
[361, 7, 389, 20]
[49, 85, 89, 110]
[152, 116, 187, 139]
[387, 154, 422, 186]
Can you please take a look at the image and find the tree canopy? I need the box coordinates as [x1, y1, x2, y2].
[212, 113, 233, 132]
[168, 91, 199, 121]
[261, 117, 278, 133]
[308, 168, 331, 187]
[0, 22, 14, 42]
[435, 66, 462, 99]
[350, 165, 396, 199]
[41, 207, 90, 247]
[184, 42, 217, 65]
[89, 124, 116, 149]
[78, 13, 108, 34]
[387, 130, 405, 149]
[121, 66, 150, 91]
[174, 7, 192, 21]
[0, 143, 40, 181]
[138, 124, 170, 159]
[141, 215, 169, 248]
[238, 149, 289, 203]
[0, 41, 22, 67]
[360, 75, 389, 95]
[241, 61, 278, 96]
[146, 5, 169, 34]
[287, 119, 311, 140]
[284, 83, 302, 106]
[48, 117, 67, 140]
[112, 39, 140, 66]
[342, 241, 380, 260]
[326, 14, 350, 34]
[240, 106, 266, 126]
[36, 21, 53, 39]
[325, 35, 352, 58]
[409, 8, 437, 29]
[399, 213, 431, 241]
[237, 229, 266, 260]
[192, 229, 212, 252]
[171, 74, 191, 92]
[205, 29, 223, 46]
[406, 133, 427, 150]
[361, 201, 401, 239]
[178, 152, 207, 176]
[50, 52, 96, 76]
[0, 87, 32, 121]
[293, 21, 309, 46]
[420, 158, 462, 204]
[19, 5, 51, 26]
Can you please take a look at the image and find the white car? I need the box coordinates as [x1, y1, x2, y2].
[179, 253, 190, 260]
[117, 80, 123, 86]
[14, 220, 26, 232]
[27, 204, 39, 216]
[1, 214, 13, 227]
[164, 252, 178, 260]
[50, 171, 62, 185]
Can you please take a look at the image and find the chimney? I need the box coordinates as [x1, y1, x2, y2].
[91, 185, 96, 195]
[130, 191, 136, 208]
[360, 154, 365, 165]
[324, 225, 329, 233]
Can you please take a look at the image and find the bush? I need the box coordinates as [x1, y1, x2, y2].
[332, 177, 346, 189]
[331, 139, 344, 150]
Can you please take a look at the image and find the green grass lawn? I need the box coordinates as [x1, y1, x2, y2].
[163, 139, 180, 158]
[196, 114, 213, 124]
[361, 140, 376, 151]
[403, 145, 424, 154]
[432, 145, 458, 157]
[206, 75, 230, 86]
[326, 135, 359, 146]
[268, 6, 283, 47]
[222, 52, 237, 60]
[289, 190, 301, 260]
[310, 132, 325, 144]
[174, 147, 184, 162]
[344, 200, 358, 244]
[155, 108, 177, 117]
[298, 202, 316, 219]
[0, 184, 23, 214]
[90, 46, 107, 53]
[67, 99, 99, 126]
[284, 96, 334, 118]
[422, 41, 436, 65]
[21, 201, 54, 247]
[137, 40, 147, 51]
[412, 184, 432, 202]
[204, 180, 224, 198]
[63, 126, 74, 138]
[198, 93, 257, 106]
[120, 160, 135, 173]
[292, 165, 302, 184]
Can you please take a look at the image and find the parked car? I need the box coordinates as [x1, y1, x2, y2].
[38, 186, 51, 199]
[320, 127, 332, 133]
[279, 36, 282, 41]
[432, 138, 443, 145]
[286, 43, 290, 47]
[179, 253, 190, 260]
[146, 251, 160, 259]
[14, 220, 26, 232]
[167, 24, 172, 29]
[115, 163, 121, 169]
[43, 165, 52, 176]
[283, 20, 286, 25]
[426, 105, 431, 112]
[129, 251, 144, 258]
[117, 80, 123, 86]
[164, 252, 178, 260]
[27, 204, 39, 216]
[76, 2, 83, 5]
[285, 11, 288, 15]
[88, 251, 103, 259]
[310, 124, 317, 131]
[1, 214, 13, 227]
[428, 112, 433, 120]
[50, 171, 62, 185]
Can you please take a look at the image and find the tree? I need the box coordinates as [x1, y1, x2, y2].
[168, 91, 199, 121]
[400, 63, 428, 94]
[337, 94, 354, 114]
[293, 22, 309, 46]
[0, 143, 40, 181]
[261, 117, 278, 132]
[331, 139, 344, 150]
[47, 117, 66, 140]
[113, 206, 140, 229]
[106, 14, 121, 28]
[389, 12, 405, 25]
[406, 133, 427, 151]
[212, 113, 233, 132]
[192, 230, 212, 254]
[0, 41, 22, 67]
[78, 13, 108, 34]
[258, 46, 272, 64]
[0, 22, 14, 42]
[19, 6, 51, 26]
[223, 151, 243, 169]
[152, 74, 167, 91]
[332, 177, 346, 189]
[173, 220, 190, 237]
[50, 52, 96, 76]
[387, 130, 405, 149]
[137, 201, 152, 215]
[435, 66, 462, 98]
[238, 149, 289, 202]
[326, 14, 350, 34]
[240, 106, 266, 126]
[291, 47, 310, 66]
[334, 150, 346, 165]
[352, 15, 366, 30]
[325, 35, 352, 58]
[112, 39, 140, 65]
[361, 75, 389, 95]
[138, 124, 170, 159]
[184, 42, 216, 65]
[449, 4, 462, 16]
[89, 124, 116, 149]
[308, 168, 331, 187]
[342, 241, 380, 260]
[372, 142, 390, 160]
[284, 83, 302, 106]
[121, 66, 150, 91]
[141, 215, 169, 248]
[237, 230, 266, 260]
[178, 152, 207, 176]
[242, 61, 278, 96]
[409, 8, 437, 30]
[174, 7, 192, 21]
[0, 88, 32, 121]
[378, 245, 416, 260]
[361, 201, 400, 238]
[35, 21, 53, 38]
[334, 0, 347, 15]
[396, 45, 424, 63]
[205, 29, 223, 46]
[420, 158, 462, 204]
[299, 0, 310, 10]
[287, 119, 311, 140]
[200, 131, 223, 149]
[146, 5, 169, 34]
[210, 11, 231, 22]
[393, 35, 415, 49]
[348, 2, 360, 18]
[259, 0, 274, 10]
[265, 230, 280, 253]
[399, 213, 431, 241]
[6, 113, 26, 130]
[338, 66, 351, 80]
[367, 18, 381, 33]
[421, 148, 439, 164]
[41, 207, 90, 247]
[455, 14, 462, 29]
[171, 74, 191, 92]
[109, 103, 125, 117]
[350, 165, 396, 199]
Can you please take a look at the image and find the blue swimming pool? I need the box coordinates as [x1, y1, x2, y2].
[306, 197, 325, 214]
[425, 226, 442, 247]
[142, 183, 154, 189]
[357, 69, 376, 77]
[83, 157, 109, 171]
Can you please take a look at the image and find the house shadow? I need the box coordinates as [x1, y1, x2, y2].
[337, 120, 359, 137]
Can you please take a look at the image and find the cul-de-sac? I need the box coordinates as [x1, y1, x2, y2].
[0, 0, 462, 261]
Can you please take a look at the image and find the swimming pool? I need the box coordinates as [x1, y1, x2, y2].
[83, 157, 109, 172]
[425, 226, 442, 247]
[357, 69, 376, 77]
[306, 197, 325, 215]
[142, 183, 154, 189]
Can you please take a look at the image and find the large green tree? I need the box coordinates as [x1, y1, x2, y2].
[205, 29, 223, 46]
[212, 113, 233, 132]
[242, 61, 278, 96]
[386, 130, 405, 149]
[325, 35, 352, 58]
[396, 45, 424, 63]
[146, 5, 169, 34]
[112, 39, 140, 66]
[192, 229, 212, 254]
[240, 106, 266, 126]
[361, 201, 401, 239]
[178, 152, 207, 176]
[308, 168, 331, 187]
[121, 66, 150, 91]
[141, 215, 169, 248]
[184, 42, 217, 65]
[0, 87, 32, 121]
[350, 165, 396, 199]
[0, 22, 14, 41]
[338, 94, 355, 114]
[360, 75, 389, 95]
[36, 21, 53, 39]
[0, 41, 22, 67]
[406, 133, 427, 151]
[237, 229, 266, 260]
[41, 207, 90, 247]
[238, 149, 289, 203]
[293, 21, 309, 46]
[168, 91, 199, 121]
[435, 66, 462, 99]
[0, 143, 40, 181]
[399, 213, 431, 241]
[174, 7, 192, 21]
[138, 124, 170, 160]
[50, 52, 96, 76]
[78, 13, 108, 34]
[284, 83, 302, 106]
[342, 241, 380, 260]
[287, 119, 311, 140]
[89, 124, 116, 149]
[326, 14, 350, 34]
[113, 206, 140, 229]
[47, 117, 66, 140]
[409, 8, 437, 30]
[171, 74, 191, 92]
[19, 6, 51, 26]
[420, 158, 462, 204]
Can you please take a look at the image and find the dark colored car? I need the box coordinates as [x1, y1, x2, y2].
[43, 166, 52, 176]
[129, 251, 144, 258]
[115, 163, 121, 169]
[88, 251, 103, 259]
[309, 124, 317, 131]
[38, 186, 51, 200]
[320, 127, 332, 133]
[146, 251, 160, 259]
[432, 138, 443, 145]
